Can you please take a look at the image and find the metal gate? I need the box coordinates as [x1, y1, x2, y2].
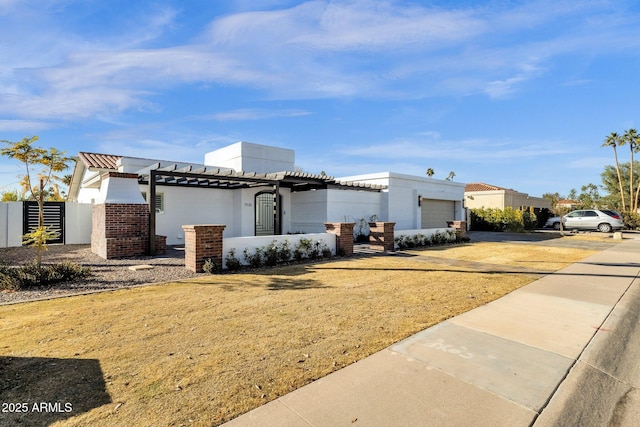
[23, 201, 65, 244]
[255, 192, 276, 236]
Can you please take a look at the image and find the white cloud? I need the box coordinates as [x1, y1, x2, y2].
[0, 120, 53, 132]
[210, 108, 311, 121]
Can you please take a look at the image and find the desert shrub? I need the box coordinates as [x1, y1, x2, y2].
[202, 258, 219, 274]
[243, 247, 263, 268]
[49, 260, 91, 281]
[309, 240, 331, 259]
[263, 241, 279, 266]
[294, 238, 313, 261]
[0, 261, 91, 290]
[224, 248, 242, 271]
[277, 240, 292, 263]
[0, 264, 20, 291]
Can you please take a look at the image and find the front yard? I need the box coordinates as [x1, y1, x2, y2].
[0, 237, 608, 426]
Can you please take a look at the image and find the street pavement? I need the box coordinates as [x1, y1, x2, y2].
[224, 233, 640, 426]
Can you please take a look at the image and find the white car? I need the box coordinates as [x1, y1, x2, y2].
[545, 209, 624, 233]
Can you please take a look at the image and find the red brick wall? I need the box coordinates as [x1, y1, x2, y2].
[368, 222, 396, 252]
[182, 225, 226, 272]
[324, 222, 355, 256]
[92, 203, 166, 259]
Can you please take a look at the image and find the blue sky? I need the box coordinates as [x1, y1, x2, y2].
[2, 0, 640, 198]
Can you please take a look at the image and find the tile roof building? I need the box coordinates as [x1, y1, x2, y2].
[464, 182, 551, 211]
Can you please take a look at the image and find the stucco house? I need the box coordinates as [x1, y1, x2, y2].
[67, 141, 466, 246]
[464, 182, 551, 213]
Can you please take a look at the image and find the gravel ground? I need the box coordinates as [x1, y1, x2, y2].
[0, 244, 202, 305]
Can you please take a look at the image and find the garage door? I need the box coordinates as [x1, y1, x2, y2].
[421, 199, 455, 228]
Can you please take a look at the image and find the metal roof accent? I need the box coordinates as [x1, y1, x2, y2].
[136, 164, 386, 192]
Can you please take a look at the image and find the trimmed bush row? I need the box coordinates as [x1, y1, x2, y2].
[470, 207, 537, 232]
[394, 229, 462, 250]
[203, 238, 333, 273]
[0, 261, 91, 291]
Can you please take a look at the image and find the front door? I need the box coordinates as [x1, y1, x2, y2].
[255, 192, 275, 236]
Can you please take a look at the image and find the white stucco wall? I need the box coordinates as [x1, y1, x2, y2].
[290, 190, 328, 233]
[148, 185, 294, 244]
[149, 185, 236, 244]
[327, 189, 384, 223]
[0, 202, 22, 248]
[289, 189, 385, 234]
[337, 172, 465, 230]
[64, 202, 92, 244]
[204, 141, 295, 173]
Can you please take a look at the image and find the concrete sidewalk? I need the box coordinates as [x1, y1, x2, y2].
[224, 237, 640, 426]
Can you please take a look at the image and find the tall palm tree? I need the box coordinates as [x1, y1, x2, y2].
[426, 168, 435, 177]
[623, 128, 640, 211]
[602, 132, 626, 212]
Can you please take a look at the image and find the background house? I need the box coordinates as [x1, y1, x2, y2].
[67, 141, 466, 246]
[464, 182, 551, 213]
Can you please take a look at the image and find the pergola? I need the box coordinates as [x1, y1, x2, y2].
[136, 163, 386, 255]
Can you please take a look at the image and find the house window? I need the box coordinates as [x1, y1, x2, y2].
[142, 192, 164, 213]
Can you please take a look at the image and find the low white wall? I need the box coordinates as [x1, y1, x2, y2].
[222, 233, 335, 269]
[0, 202, 23, 248]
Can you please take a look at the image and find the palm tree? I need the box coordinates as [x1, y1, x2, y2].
[602, 132, 626, 212]
[445, 171, 455, 181]
[426, 168, 435, 177]
[623, 128, 640, 211]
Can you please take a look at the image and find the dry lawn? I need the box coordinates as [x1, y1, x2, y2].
[0, 240, 602, 426]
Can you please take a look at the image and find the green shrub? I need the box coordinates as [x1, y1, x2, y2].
[623, 212, 640, 230]
[277, 240, 292, 263]
[522, 211, 538, 230]
[294, 238, 313, 261]
[49, 260, 91, 281]
[0, 261, 91, 290]
[395, 229, 457, 250]
[243, 247, 263, 268]
[224, 248, 242, 271]
[471, 207, 533, 232]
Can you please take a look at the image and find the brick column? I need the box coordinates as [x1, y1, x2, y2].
[324, 222, 355, 256]
[368, 222, 396, 252]
[447, 220, 467, 239]
[182, 225, 226, 272]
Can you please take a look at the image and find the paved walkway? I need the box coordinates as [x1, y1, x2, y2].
[224, 235, 640, 426]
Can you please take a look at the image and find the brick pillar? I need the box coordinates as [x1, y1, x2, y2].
[368, 222, 396, 252]
[447, 220, 467, 239]
[182, 225, 226, 272]
[324, 222, 355, 256]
